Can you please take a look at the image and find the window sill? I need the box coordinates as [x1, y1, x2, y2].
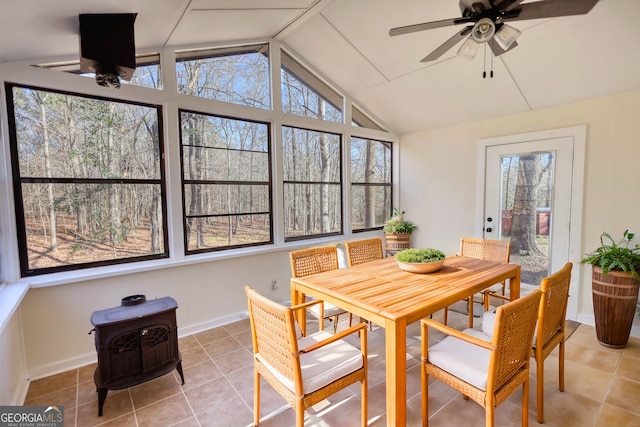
[0, 281, 30, 335]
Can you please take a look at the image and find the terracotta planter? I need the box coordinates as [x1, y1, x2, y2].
[591, 266, 640, 348]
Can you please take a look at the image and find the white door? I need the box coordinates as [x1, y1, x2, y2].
[477, 126, 586, 319]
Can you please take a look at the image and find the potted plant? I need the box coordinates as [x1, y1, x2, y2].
[395, 248, 446, 273]
[581, 230, 640, 348]
[383, 208, 416, 254]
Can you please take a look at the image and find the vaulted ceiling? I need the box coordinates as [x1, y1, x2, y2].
[1, 0, 638, 134]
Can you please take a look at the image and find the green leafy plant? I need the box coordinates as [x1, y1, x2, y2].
[396, 248, 445, 263]
[383, 208, 416, 234]
[581, 230, 640, 280]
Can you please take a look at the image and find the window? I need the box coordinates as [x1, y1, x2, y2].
[282, 126, 342, 240]
[179, 111, 272, 253]
[6, 84, 168, 276]
[352, 105, 385, 131]
[351, 137, 392, 231]
[281, 50, 343, 123]
[34, 53, 163, 90]
[176, 45, 271, 109]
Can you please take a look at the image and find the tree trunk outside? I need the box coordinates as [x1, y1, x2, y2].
[510, 155, 542, 255]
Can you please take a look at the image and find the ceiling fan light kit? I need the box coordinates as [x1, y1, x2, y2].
[457, 37, 479, 60]
[390, 0, 600, 67]
[494, 24, 521, 50]
[471, 17, 495, 43]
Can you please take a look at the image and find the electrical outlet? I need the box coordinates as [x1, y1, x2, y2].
[271, 279, 278, 290]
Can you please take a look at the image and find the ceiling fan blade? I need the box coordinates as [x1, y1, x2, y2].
[505, 0, 599, 22]
[421, 26, 473, 62]
[489, 38, 518, 56]
[493, 0, 525, 12]
[389, 17, 472, 37]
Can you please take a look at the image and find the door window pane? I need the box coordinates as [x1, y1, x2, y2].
[500, 152, 554, 285]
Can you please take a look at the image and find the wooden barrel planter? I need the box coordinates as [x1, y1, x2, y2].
[591, 266, 640, 348]
[384, 233, 411, 256]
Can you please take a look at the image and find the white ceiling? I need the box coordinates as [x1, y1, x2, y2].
[1, 0, 638, 134]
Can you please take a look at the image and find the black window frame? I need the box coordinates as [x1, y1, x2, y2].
[178, 108, 274, 254]
[5, 82, 169, 277]
[282, 125, 343, 242]
[350, 136, 393, 233]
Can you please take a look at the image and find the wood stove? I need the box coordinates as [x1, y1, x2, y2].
[90, 296, 184, 416]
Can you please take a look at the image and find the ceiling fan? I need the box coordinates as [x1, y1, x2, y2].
[389, 0, 599, 62]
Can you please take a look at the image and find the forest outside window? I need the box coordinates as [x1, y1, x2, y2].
[281, 50, 343, 123]
[6, 84, 168, 277]
[282, 126, 342, 241]
[179, 110, 272, 254]
[175, 45, 271, 109]
[351, 137, 392, 231]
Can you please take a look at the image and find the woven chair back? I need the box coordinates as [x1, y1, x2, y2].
[460, 237, 510, 263]
[537, 262, 572, 351]
[289, 245, 339, 278]
[245, 287, 298, 384]
[345, 238, 384, 266]
[489, 289, 542, 392]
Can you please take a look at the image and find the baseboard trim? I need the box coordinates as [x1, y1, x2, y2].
[26, 311, 250, 383]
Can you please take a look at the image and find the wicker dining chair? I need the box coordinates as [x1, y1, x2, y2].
[345, 238, 384, 331]
[245, 286, 368, 427]
[345, 238, 384, 267]
[443, 237, 511, 328]
[289, 245, 349, 333]
[480, 262, 572, 423]
[421, 288, 542, 427]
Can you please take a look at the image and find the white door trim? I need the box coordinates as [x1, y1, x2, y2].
[475, 125, 586, 320]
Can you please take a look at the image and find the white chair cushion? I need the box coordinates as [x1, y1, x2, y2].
[481, 310, 496, 336]
[257, 331, 363, 394]
[308, 301, 345, 318]
[428, 328, 491, 390]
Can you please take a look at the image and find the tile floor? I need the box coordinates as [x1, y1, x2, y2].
[24, 309, 640, 427]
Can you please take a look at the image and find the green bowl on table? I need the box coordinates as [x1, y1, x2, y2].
[395, 248, 446, 274]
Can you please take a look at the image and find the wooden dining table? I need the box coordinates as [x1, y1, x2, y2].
[290, 255, 521, 427]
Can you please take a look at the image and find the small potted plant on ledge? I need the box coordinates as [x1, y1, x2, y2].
[581, 230, 640, 348]
[383, 208, 416, 255]
[395, 248, 446, 274]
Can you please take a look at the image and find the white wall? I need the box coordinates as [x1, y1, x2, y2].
[19, 249, 296, 379]
[399, 89, 640, 324]
[0, 310, 28, 404]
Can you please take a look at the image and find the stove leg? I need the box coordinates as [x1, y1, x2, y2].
[176, 361, 185, 385]
[97, 387, 108, 416]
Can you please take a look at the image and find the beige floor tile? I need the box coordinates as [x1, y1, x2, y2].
[26, 369, 77, 399]
[193, 326, 230, 345]
[76, 388, 133, 426]
[210, 347, 254, 375]
[135, 393, 193, 427]
[596, 403, 640, 427]
[563, 358, 614, 402]
[24, 385, 77, 409]
[564, 340, 621, 374]
[616, 355, 640, 382]
[129, 374, 182, 409]
[201, 335, 245, 358]
[178, 359, 222, 391]
[605, 376, 640, 415]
